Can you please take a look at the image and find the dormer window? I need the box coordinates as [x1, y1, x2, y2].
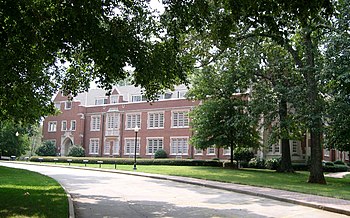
[110, 95, 119, 104]
[65, 101, 72, 110]
[131, 95, 146, 102]
[95, 98, 107, 105]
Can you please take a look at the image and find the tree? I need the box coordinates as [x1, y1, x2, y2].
[188, 58, 260, 165]
[36, 141, 56, 156]
[323, 0, 350, 160]
[0, 121, 30, 157]
[164, 0, 333, 184]
[0, 1, 188, 124]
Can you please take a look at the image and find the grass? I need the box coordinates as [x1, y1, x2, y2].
[0, 166, 68, 218]
[39, 161, 350, 200]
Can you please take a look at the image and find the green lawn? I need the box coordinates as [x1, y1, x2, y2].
[0, 166, 68, 218]
[44, 162, 350, 200]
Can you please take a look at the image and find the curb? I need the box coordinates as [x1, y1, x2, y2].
[3, 161, 350, 217]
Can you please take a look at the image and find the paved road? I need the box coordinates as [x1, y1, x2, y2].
[0, 162, 348, 218]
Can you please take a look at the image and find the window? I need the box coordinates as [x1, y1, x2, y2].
[61, 120, 67, 131]
[107, 113, 119, 129]
[172, 111, 189, 128]
[124, 138, 140, 155]
[65, 101, 72, 110]
[292, 141, 298, 153]
[110, 95, 119, 104]
[164, 92, 172, 99]
[178, 90, 187, 98]
[71, 120, 76, 131]
[131, 95, 146, 102]
[170, 138, 188, 155]
[54, 102, 61, 110]
[147, 138, 163, 155]
[112, 140, 120, 155]
[148, 112, 164, 129]
[194, 148, 203, 155]
[104, 141, 111, 155]
[48, 121, 57, 132]
[91, 115, 101, 131]
[89, 139, 99, 155]
[126, 113, 141, 129]
[95, 98, 107, 105]
[274, 144, 280, 153]
[224, 147, 231, 155]
[268, 144, 273, 153]
[324, 149, 330, 157]
[207, 146, 216, 155]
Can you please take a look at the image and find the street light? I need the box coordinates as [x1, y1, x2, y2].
[133, 125, 140, 170]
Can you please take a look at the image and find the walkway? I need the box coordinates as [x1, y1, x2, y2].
[2, 161, 350, 217]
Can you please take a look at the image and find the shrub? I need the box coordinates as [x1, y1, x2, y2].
[154, 149, 167, 159]
[29, 156, 223, 167]
[333, 160, 346, 165]
[265, 158, 281, 170]
[233, 148, 254, 163]
[223, 160, 237, 168]
[36, 141, 56, 156]
[67, 145, 85, 157]
[248, 158, 266, 169]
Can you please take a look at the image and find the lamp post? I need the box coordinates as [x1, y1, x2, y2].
[133, 125, 140, 170]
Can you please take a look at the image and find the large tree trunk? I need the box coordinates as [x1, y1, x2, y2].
[277, 98, 294, 173]
[304, 31, 326, 184]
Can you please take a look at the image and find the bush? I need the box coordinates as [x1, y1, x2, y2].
[223, 160, 237, 168]
[29, 156, 223, 167]
[265, 158, 281, 170]
[154, 149, 167, 159]
[67, 145, 85, 157]
[248, 158, 266, 169]
[36, 141, 56, 156]
[333, 160, 346, 165]
[233, 148, 254, 163]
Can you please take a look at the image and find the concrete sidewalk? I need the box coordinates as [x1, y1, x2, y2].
[5, 161, 350, 216]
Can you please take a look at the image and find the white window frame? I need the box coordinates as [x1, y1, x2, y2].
[148, 111, 164, 129]
[324, 149, 330, 157]
[95, 97, 107, 105]
[48, 121, 57, 132]
[291, 140, 298, 153]
[207, 146, 216, 155]
[194, 148, 203, 155]
[91, 115, 101, 131]
[70, 120, 76, 131]
[131, 95, 146, 102]
[54, 102, 61, 110]
[61, 120, 67, 131]
[126, 113, 141, 130]
[110, 95, 119, 104]
[146, 137, 164, 155]
[104, 141, 111, 155]
[65, 101, 72, 110]
[112, 139, 120, 155]
[170, 137, 189, 155]
[171, 110, 189, 128]
[89, 138, 99, 155]
[124, 138, 140, 155]
[107, 113, 119, 130]
[224, 147, 231, 155]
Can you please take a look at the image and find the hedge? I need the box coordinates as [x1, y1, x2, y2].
[29, 156, 223, 167]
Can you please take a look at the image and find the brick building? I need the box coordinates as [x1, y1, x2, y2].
[42, 85, 349, 163]
[42, 85, 231, 159]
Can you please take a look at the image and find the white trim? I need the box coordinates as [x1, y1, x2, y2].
[147, 111, 165, 129]
[65, 101, 72, 110]
[171, 110, 190, 128]
[170, 137, 189, 155]
[70, 120, 76, 131]
[90, 115, 101, 131]
[61, 120, 67, 131]
[48, 121, 57, 132]
[146, 137, 164, 155]
[124, 137, 140, 155]
[125, 113, 141, 130]
[89, 138, 99, 155]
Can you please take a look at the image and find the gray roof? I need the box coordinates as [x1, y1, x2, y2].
[73, 84, 189, 106]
